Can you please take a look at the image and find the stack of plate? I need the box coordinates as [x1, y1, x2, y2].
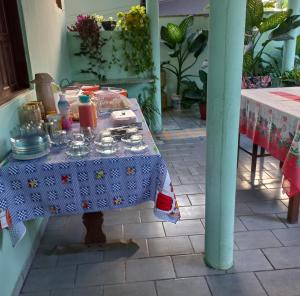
[10, 134, 51, 160]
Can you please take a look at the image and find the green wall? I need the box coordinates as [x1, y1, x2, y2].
[64, 0, 139, 25]
[0, 1, 71, 296]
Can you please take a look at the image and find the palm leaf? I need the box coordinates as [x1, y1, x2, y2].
[167, 23, 184, 44]
[188, 30, 208, 54]
[296, 35, 300, 56]
[259, 9, 292, 33]
[246, 0, 264, 31]
[161, 26, 176, 48]
[179, 15, 194, 37]
[269, 15, 300, 41]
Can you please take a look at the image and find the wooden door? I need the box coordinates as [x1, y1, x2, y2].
[0, 0, 18, 101]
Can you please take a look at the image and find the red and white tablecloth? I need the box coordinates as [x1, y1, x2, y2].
[240, 87, 300, 197]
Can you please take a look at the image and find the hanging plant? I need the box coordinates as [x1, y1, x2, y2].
[116, 5, 159, 128]
[68, 15, 107, 81]
[116, 5, 154, 75]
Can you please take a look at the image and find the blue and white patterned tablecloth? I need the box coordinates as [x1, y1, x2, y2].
[0, 100, 180, 246]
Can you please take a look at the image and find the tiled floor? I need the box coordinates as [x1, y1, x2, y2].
[20, 110, 300, 296]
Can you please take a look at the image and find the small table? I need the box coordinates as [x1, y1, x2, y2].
[240, 87, 300, 223]
[0, 99, 180, 246]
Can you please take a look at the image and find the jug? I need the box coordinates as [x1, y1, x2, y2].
[31, 73, 58, 114]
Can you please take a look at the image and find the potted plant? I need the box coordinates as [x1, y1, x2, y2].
[243, 0, 300, 88]
[182, 70, 207, 120]
[160, 16, 208, 109]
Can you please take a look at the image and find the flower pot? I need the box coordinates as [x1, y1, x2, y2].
[171, 94, 181, 111]
[101, 21, 116, 31]
[199, 103, 206, 120]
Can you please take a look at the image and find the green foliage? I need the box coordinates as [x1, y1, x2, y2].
[116, 5, 154, 75]
[161, 16, 208, 95]
[68, 15, 107, 80]
[137, 80, 159, 128]
[259, 10, 291, 33]
[116, 5, 158, 127]
[181, 69, 207, 108]
[263, 1, 276, 8]
[244, 0, 300, 77]
[282, 68, 300, 85]
[246, 0, 264, 31]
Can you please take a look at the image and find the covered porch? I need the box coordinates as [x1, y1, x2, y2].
[0, 0, 300, 296]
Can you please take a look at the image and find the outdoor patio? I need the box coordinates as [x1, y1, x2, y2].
[19, 111, 300, 296]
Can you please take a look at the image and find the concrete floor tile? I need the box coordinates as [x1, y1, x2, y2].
[201, 217, 247, 233]
[236, 181, 253, 190]
[180, 205, 206, 220]
[31, 253, 58, 269]
[173, 184, 204, 195]
[22, 266, 76, 293]
[124, 222, 165, 239]
[176, 195, 191, 207]
[240, 214, 287, 230]
[188, 194, 205, 206]
[148, 236, 193, 256]
[140, 208, 164, 222]
[263, 246, 300, 269]
[235, 203, 254, 216]
[207, 273, 267, 296]
[257, 269, 300, 296]
[235, 230, 282, 250]
[21, 293, 50, 296]
[170, 175, 181, 186]
[102, 224, 124, 241]
[51, 286, 103, 296]
[156, 277, 211, 296]
[76, 261, 125, 286]
[126, 257, 175, 282]
[179, 175, 206, 185]
[104, 282, 156, 296]
[57, 251, 103, 267]
[189, 235, 205, 253]
[164, 220, 205, 236]
[228, 249, 273, 273]
[246, 200, 287, 214]
[276, 213, 300, 228]
[103, 239, 148, 261]
[272, 228, 300, 246]
[103, 210, 141, 225]
[173, 254, 224, 277]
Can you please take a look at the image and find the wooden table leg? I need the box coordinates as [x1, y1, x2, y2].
[251, 144, 258, 174]
[287, 194, 300, 224]
[82, 212, 106, 244]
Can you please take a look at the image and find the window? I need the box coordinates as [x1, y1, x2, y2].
[0, 0, 29, 106]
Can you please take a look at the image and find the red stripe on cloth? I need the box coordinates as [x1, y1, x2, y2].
[270, 91, 300, 102]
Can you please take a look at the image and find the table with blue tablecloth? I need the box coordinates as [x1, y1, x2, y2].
[0, 99, 180, 246]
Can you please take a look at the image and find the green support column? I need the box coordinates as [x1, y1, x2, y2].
[205, 0, 247, 270]
[146, 0, 162, 132]
[282, 0, 300, 71]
